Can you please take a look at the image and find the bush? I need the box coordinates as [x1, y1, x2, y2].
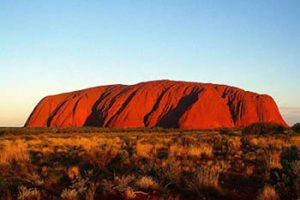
[292, 123, 300, 133]
[219, 128, 235, 135]
[281, 146, 300, 166]
[242, 122, 286, 135]
[186, 162, 229, 196]
[270, 146, 300, 199]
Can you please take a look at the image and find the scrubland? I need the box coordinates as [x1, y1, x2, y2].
[0, 124, 300, 200]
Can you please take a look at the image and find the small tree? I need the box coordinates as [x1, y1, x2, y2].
[292, 123, 300, 133]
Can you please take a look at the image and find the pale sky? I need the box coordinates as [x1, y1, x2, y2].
[0, 0, 299, 126]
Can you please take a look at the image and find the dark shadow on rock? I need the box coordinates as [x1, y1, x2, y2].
[156, 87, 201, 128]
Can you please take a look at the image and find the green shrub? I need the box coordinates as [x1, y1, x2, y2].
[242, 122, 286, 135]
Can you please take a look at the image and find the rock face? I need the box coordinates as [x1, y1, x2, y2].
[25, 80, 287, 129]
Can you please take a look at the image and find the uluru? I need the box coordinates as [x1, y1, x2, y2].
[25, 80, 287, 129]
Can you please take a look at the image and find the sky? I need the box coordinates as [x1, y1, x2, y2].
[0, 0, 299, 126]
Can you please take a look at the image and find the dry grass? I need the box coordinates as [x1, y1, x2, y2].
[257, 185, 279, 200]
[247, 136, 291, 150]
[123, 187, 136, 199]
[188, 161, 229, 194]
[136, 142, 153, 158]
[18, 186, 40, 200]
[169, 143, 213, 158]
[67, 166, 80, 179]
[0, 139, 29, 164]
[135, 176, 159, 191]
[268, 151, 282, 169]
[61, 189, 78, 200]
[0, 128, 299, 199]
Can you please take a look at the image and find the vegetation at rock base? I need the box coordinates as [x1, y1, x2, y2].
[292, 123, 300, 133]
[242, 122, 286, 135]
[0, 124, 299, 199]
